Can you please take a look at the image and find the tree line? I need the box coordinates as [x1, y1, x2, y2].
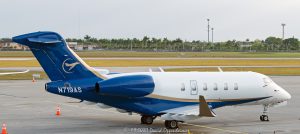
[1, 36, 299, 52]
[66, 35, 299, 52]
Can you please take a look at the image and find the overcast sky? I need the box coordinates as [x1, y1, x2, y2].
[0, 0, 299, 41]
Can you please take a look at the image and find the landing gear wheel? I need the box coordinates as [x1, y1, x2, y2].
[264, 115, 269, 121]
[141, 116, 154, 125]
[260, 115, 269, 121]
[165, 120, 178, 129]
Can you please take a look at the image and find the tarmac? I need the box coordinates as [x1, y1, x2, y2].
[0, 76, 299, 134]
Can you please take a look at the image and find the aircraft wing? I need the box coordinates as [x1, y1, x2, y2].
[0, 69, 29, 76]
[159, 95, 216, 121]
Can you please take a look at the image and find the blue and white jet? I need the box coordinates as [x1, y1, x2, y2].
[13, 32, 291, 129]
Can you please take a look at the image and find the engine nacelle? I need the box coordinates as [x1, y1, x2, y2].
[96, 75, 155, 97]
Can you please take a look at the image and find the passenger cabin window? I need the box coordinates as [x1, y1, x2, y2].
[190, 80, 198, 95]
[234, 83, 238, 90]
[224, 83, 228, 90]
[203, 83, 207, 91]
[191, 82, 197, 91]
[213, 83, 218, 90]
[181, 83, 185, 91]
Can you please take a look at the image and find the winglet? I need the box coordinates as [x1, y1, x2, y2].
[199, 95, 216, 117]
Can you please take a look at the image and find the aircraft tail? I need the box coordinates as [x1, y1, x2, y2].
[13, 31, 105, 81]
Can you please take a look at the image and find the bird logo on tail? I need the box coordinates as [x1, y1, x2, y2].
[62, 58, 80, 73]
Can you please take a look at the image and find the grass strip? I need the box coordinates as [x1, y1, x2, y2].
[1, 59, 300, 67]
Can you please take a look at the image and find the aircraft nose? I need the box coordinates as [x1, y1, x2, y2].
[273, 84, 291, 101]
[279, 87, 291, 101]
[284, 91, 292, 100]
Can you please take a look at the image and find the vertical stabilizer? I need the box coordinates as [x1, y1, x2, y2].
[13, 31, 105, 81]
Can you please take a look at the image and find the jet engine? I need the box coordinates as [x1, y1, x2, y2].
[95, 75, 155, 97]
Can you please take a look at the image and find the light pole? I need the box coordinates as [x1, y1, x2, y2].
[211, 27, 214, 44]
[130, 40, 133, 51]
[281, 23, 286, 39]
[207, 19, 210, 43]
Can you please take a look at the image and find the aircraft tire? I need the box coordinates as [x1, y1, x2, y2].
[263, 115, 269, 121]
[165, 120, 178, 129]
[141, 116, 153, 125]
[260, 115, 269, 121]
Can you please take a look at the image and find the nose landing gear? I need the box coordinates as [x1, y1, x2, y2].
[260, 115, 269, 121]
[260, 105, 269, 121]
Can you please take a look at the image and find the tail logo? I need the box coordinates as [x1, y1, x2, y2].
[62, 58, 80, 73]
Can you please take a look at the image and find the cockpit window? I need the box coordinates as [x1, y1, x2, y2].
[263, 77, 272, 83]
[263, 77, 273, 86]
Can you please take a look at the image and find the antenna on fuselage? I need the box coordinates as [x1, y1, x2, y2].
[217, 67, 223, 72]
[158, 67, 164, 72]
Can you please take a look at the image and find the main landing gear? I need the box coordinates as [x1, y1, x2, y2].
[260, 105, 269, 121]
[141, 115, 156, 125]
[165, 120, 178, 129]
[141, 115, 179, 129]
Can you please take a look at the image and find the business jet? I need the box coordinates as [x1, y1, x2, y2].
[13, 32, 291, 129]
[0, 70, 29, 75]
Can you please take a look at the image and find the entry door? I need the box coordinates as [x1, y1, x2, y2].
[190, 80, 198, 95]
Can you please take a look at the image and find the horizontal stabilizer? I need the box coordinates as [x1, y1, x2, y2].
[199, 95, 216, 117]
[13, 31, 63, 46]
[28, 36, 62, 44]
